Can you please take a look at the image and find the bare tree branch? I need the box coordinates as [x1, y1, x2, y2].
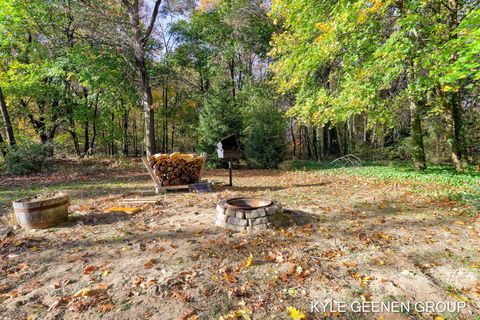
[142, 0, 162, 44]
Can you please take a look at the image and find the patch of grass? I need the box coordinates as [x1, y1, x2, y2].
[284, 160, 480, 206]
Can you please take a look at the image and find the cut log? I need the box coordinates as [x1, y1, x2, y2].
[143, 153, 206, 187]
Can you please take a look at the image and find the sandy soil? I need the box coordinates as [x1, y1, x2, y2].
[0, 166, 479, 320]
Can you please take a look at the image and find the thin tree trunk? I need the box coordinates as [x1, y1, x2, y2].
[324, 125, 331, 157]
[312, 126, 318, 161]
[89, 95, 99, 155]
[0, 86, 15, 146]
[336, 126, 344, 157]
[453, 97, 468, 162]
[164, 79, 168, 153]
[445, 105, 462, 170]
[84, 121, 89, 156]
[229, 58, 236, 101]
[446, 0, 468, 169]
[111, 112, 115, 156]
[299, 125, 303, 158]
[363, 114, 367, 144]
[69, 130, 81, 157]
[344, 121, 348, 155]
[123, 109, 129, 156]
[171, 121, 175, 152]
[0, 131, 6, 157]
[305, 126, 312, 159]
[320, 126, 325, 158]
[133, 117, 138, 157]
[290, 119, 296, 157]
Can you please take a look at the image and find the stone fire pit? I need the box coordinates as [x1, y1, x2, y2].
[215, 197, 283, 232]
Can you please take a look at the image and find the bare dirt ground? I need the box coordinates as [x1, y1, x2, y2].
[0, 160, 479, 320]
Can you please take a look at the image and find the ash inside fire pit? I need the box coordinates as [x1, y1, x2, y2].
[215, 197, 283, 232]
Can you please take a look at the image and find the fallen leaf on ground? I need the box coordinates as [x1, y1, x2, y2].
[144, 259, 156, 269]
[83, 265, 97, 275]
[286, 306, 306, 320]
[238, 253, 254, 271]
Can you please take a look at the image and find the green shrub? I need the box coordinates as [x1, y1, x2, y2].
[244, 105, 286, 169]
[197, 87, 243, 167]
[4, 142, 53, 174]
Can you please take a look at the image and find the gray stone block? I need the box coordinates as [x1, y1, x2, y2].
[245, 209, 267, 219]
[216, 212, 229, 222]
[216, 204, 226, 215]
[225, 208, 237, 217]
[266, 206, 277, 215]
[250, 217, 270, 226]
[227, 216, 248, 227]
[235, 211, 245, 219]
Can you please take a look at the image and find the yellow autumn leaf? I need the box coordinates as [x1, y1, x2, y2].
[434, 316, 445, 320]
[219, 307, 252, 320]
[73, 288, 92, 297]
[287, 306, 306, 320]
[102, 270, 110, 277]
[239, 254, 254, 271]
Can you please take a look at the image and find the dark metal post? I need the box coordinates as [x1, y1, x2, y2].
[228, 160, 232, 186]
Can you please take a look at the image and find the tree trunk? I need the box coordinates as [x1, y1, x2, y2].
[133, 117, 138, 157]
[0, 131, 6, 157]
[324, 124, 331, 157]
[304, 126, 313, 159]
[69, 129, 81, 157]
[84, 121, 89, 156]
[163, 79, 168, 153]
[299, 125, 303, 158]
[171, 121, 175, 152]
[89, 95, 99, 155]
[408, 98, 426, 170]
[229, 58, 236, 101]
[123, 0, 162, 156]
[444, 100, 462, 171]
[0, 86, 15, 146]
[123, 109, 129, 156]
[453, 97, 468, 162]
[290, 119, 296, 157]
[111, 112, 115, 156]
[335, 126, 344, 157]
[138, 57, 155, 156]
[363, 114, 367, 144]
[319, 126, 325, 158]
[445, 0, 468, 169]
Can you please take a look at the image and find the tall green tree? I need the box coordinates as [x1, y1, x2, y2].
[269, 0, 479, 170]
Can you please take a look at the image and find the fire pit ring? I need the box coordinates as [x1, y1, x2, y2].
[226, 198, 272, 210]
[215, 197, 283, 232]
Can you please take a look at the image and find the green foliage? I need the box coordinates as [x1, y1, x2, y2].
[4, 142, 53, 174]
[197, 87, 242, 158]
[268, 0, 479, 169]
[240, 85, 286, 169]
[244, 105, 286, 169]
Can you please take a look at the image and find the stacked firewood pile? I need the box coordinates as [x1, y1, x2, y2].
[146, 153, 206, 186]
